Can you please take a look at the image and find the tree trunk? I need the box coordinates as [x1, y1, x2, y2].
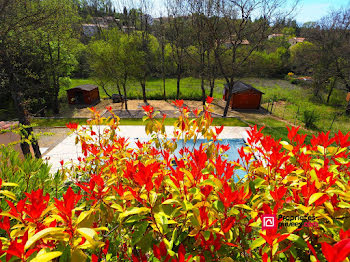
[176, 71, 181, 100]
[47, 38, 60, 115]
[346, 84, 350, 115]
[163, 75, 166, 101]
[210, 79, 215, 97]
[201, 76, 206, 106]
[123, 74, 128, 111]
[326, 78, 336, 104]
[101, 84, 112, 98]
[161, 38, 166, 100]
[10, 89, 41, 158]
[116, 82, 122, 97]
[53, 84, 60, 114]
[223, 82, 233, 117]
[53, 40, 61, 114]
[141, 80, 147, 104]
[200, 51, 206, 106]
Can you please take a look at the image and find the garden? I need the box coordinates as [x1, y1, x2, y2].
[0, 98, 349, 261]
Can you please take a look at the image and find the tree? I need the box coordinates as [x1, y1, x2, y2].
[0, 0, 78, 157]
[188, 1, 214, 106]
[289, 41, 314, 75]
[87, 39, 115, 99]
[302, 8, 350, 112]
[166, 0, 189, 100]
[153, 15, 168, 100]
[132, 31, 160, 103]
[43, 1, 79, 114]
[204, 0, 298, 117]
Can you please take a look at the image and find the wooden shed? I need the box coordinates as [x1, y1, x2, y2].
[67, 84, 100, 105]
[223, 81, 263, 109]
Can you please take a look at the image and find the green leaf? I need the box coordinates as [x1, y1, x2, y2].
[308, 193, 325, 205]
[25, 228, 64, 250]
[124, 215, 147, 224]
[155, 212, 169, 234]
[234, 204, 252, 210]
[182, 200, 193, 211]
[250, 237, 266, 250]
[110, 203, 123, 212]
[162, 199, 179, 205]
[132, 221, 149, 246]
[31, 251, 62, 262]
[59, 245, 71, 262]
[71, 249, 87, 262]
[175, 231, 188, 246]
[1, 182, 18, 187]
[338, 202, 350, 208]
[0, 190, 16, 200]
[213, 200, 224, 212]
[287, 234, 307, 248]
[253, 177, 265, 187]
[77, 228, 99, 247]
[75, 211, 91, 226]
[120, 207, 150, 220]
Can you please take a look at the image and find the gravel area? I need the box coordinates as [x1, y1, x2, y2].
[34, 127, 70, 156]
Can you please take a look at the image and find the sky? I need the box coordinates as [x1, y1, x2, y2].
[150, 0, 350, 24]
[295, 0, 350, 23]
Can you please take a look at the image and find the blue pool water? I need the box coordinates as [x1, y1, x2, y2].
[132, 138, 247, 179]
[174, 139, 246, 162]
[174, 139, 247, 179]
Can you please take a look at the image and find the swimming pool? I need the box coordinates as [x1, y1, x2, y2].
[132, 138, 247, 179]
[174, 139, 247, 179]
[173, 139, 246, 162]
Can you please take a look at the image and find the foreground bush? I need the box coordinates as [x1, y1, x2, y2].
[0, 98, 349, 261]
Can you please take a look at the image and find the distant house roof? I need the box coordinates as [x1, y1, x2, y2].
[67, 84, 98, 92]
[224, 39, 250, 46]
[82, 24, 108, 37]
[82, 23, 108, 28]
[288, 37, 305, 45]
[268, 33, 284, 39]
[224, 81, 264, 94]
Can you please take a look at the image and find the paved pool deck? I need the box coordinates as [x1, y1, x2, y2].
[42, 125, 249, 172]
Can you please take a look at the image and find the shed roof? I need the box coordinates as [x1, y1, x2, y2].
[67, 84, 98, 92]
[224, 81, 264, 94]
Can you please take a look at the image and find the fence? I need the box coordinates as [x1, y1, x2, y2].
[264, 101, 348, 135]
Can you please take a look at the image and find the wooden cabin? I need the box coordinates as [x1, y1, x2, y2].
[223, 81, 263, 110]
[66, 85, 100, 105]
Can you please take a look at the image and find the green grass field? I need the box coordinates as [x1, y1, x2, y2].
[63, 77, 227, 101]
[32, 117, 247, 127]
[60, 77, 349, 139]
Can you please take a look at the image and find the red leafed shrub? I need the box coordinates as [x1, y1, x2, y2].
[0, 96, 349, 261]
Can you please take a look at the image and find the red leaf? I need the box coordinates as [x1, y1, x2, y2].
[222, 216, 236, 233]
[178, 244, 185, 262]
[91, 254, 98, 262]
[206, 96, 214, 104]
[306, 241, 320, 262]
[153, 244, 161, 259]
[322, 242, 336, 262]
[66, 122, 78, 130]
[262, 253, 269, 262]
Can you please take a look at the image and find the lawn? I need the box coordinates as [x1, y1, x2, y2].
[32, 117, 247, 127]
[60, 76, 349, 138]
[63, 77, 227, 101]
